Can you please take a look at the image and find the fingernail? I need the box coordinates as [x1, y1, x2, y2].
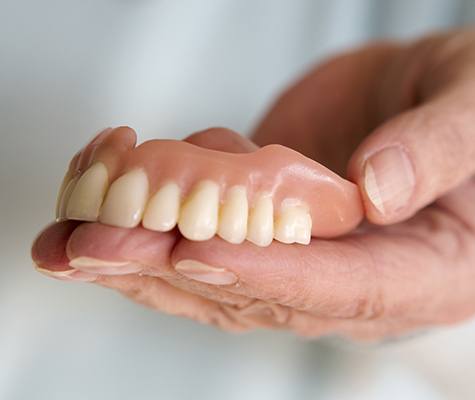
[34, 264, 97, 282]
[174, 259, 238, 285]
[364, 146, 415, 216]
[69, 256, 141, 275]
[69, 256, 129, 269]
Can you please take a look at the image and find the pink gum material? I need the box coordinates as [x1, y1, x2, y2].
[72, 128, 364, 238]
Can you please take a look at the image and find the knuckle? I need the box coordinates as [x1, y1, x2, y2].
[185, 127, 237, 142]
[236, 300, 292, 328]
[202, 304, 253, 333]
[351, 291, 386, 320]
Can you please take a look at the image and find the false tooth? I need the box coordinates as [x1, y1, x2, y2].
[178, 180, 219, 241]
[274, 205, 312, 245]
[55, 169, 73, 219]
[99, 169, 149, 228]
[143, 182, 181, 231]
[217, 185, 248, 244]
[246, 193, 274, 247]
[66, 162, 109, 221]
[56, 175, 79, 221]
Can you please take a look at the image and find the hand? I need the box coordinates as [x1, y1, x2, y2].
[32, 29, 475, 341]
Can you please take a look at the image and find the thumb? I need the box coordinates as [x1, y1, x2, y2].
[348, 87, 475, 224]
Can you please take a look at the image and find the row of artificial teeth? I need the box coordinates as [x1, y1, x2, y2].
[60, 162, 312, 246]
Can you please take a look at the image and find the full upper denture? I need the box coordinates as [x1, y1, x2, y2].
[56, 127, 364, 247]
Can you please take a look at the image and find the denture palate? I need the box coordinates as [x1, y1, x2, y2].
[57, 136, 364, 247]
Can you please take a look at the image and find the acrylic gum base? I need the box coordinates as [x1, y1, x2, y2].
[56, 127, 364, 247]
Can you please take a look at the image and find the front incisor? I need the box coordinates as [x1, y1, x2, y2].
[99, 169, 149, 228]
[217, 185, 248, 244]
[274, 205, 312, 245]
[142, 182, 181, 231]
[178, 180, 220, 241]
[246, 193, 274, 247]
[66, 162, 109, 221]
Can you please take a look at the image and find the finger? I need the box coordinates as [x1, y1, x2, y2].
[348, 32, 475, 224]
[172, 206, 475, 323]
[252, 43, 400, 175]
[32, 221, 250, 332]
[31, 221, 101, 282]
[66, 222, 176, 276]
[184, 127, 258, 152]
[33, 220, 253, 311]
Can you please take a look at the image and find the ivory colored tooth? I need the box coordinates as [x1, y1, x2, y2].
[274, 205, 312, 245]
[217, 185, 248, 244]
[99, 169, 149, 228]
[246, 193, 274, 247]
[178, 180, 219, 241]
[66, 162, 109, 221]
[55, 169, 73, 219]
[56, 175, 79, 221]
[142, 182, 181, 231]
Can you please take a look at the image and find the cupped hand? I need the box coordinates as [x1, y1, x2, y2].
[32, 29, 475, 341]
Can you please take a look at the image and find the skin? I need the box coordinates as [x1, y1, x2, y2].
[32, 29, 475, 341]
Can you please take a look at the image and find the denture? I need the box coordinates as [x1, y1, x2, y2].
[55, 127, 364, 246]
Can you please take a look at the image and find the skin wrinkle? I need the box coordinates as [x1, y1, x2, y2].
[228, 300, 292, 328]
[375, 223, 473, 324]
[170, 273, 251, 307]
[332, 237, 385, 321]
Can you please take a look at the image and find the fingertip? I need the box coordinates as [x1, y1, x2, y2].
[66, 222, 176, 275]
[31, 220, 80, 269]
[183, 127, 258, 153]
[31, 221, 98, 281]
[348, 128, 417, 225]
[105, 126, 138, 149]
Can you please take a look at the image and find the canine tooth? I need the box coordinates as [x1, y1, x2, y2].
[218, 186, 248, 244]
[247, 193, 274, 247]
[178, 180, 219, 241]
[56, 175, 79, 221]
[99, 169, 149, 228]
[274, 205, 312, 245]
[143, 182, 181, 231]
[66, 162, 109, 221]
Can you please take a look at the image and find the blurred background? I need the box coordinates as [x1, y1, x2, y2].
[2, 0, 475, 398]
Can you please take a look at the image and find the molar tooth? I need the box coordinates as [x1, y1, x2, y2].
[246, 193, 274, 247]
[218, 185, 248, 244]
[274, 205, 312, 245]
[99, 169, 149, 228]
[178, 180, 219, 241]
[56, 175, 79, 221]
[66, 162, 109, 221]
[143, 182, 181, 231]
